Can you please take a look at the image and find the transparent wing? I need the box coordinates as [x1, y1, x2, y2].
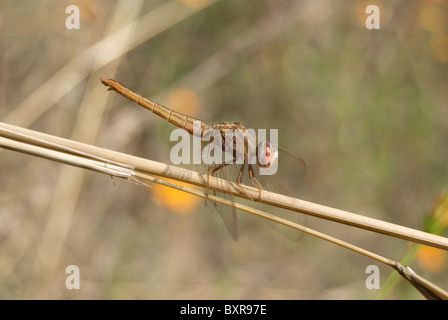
[195, 143, 240, 240]
[202, 153, 306, 240]
[240, 160, 306, 240]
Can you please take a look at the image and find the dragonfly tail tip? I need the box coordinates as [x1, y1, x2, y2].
[100, 78, 111, 86]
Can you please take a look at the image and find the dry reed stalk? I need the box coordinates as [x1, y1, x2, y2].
[1, 121, 447, 250]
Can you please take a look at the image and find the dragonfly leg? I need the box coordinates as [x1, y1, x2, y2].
[210, 163, 229, 175]
[248, 164, 263, 197]
[207, 163, 254, 201]
[235, 164, 255, 201]
[205, 163, 229, 205]
[236, 163, 244, 184]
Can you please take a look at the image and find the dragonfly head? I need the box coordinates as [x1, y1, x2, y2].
[257, 141, 278, 168]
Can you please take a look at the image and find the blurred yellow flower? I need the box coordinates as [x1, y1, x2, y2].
[151, 89, 202, 214]
[416, 245, 446, 272]
[418, 2, 447, 34]
[430, 34, 448, 62]
[152, 178, 201, 215]
[418, 1, 448, 62]
[167, 88, 201, 117]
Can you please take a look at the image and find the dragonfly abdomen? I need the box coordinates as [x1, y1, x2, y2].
[101, 78, 211, 135]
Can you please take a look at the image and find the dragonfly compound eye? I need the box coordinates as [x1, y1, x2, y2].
[257, 141, 277, 168]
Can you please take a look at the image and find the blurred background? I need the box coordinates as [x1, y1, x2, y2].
[0, 0, 447, 299]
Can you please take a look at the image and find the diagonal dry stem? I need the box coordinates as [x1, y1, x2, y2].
[1, 121, 448, 251]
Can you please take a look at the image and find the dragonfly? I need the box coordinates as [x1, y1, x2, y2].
[101, 78, 306, 240]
